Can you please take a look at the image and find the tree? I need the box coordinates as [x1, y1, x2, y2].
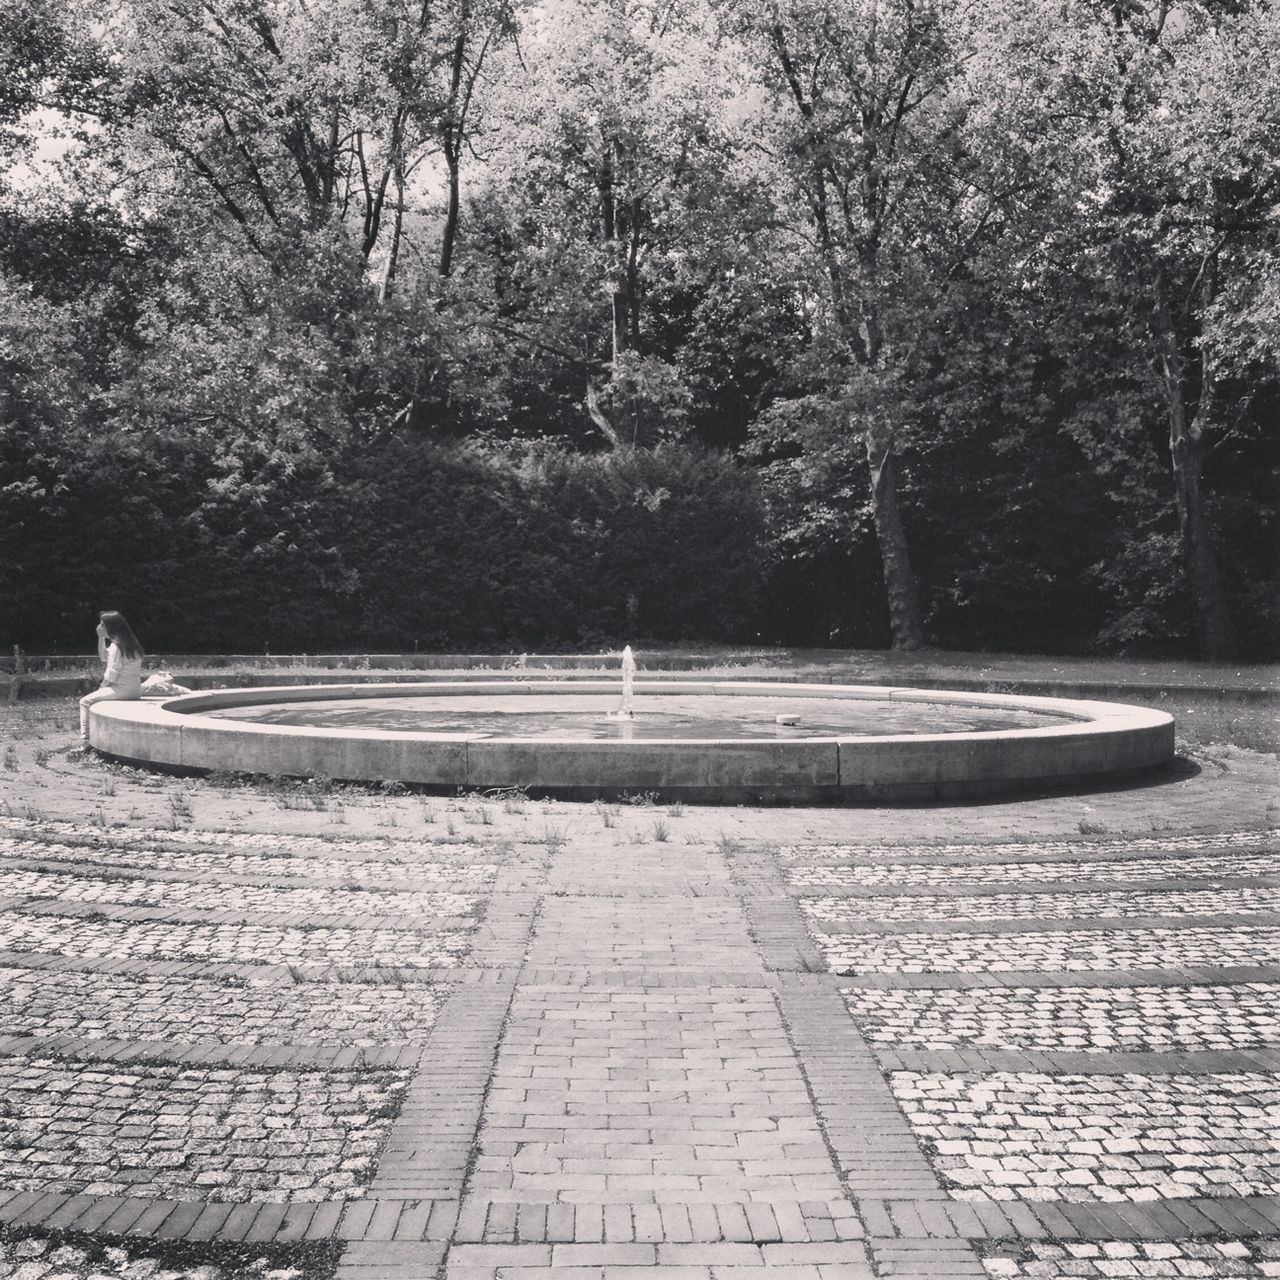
[23, 0, 512, 292]
[729, 0, 968, 649]
[474, 0, 738, 445]
[965, 0, 1280, 660]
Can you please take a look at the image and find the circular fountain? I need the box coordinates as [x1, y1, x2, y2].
[87, 664, 1176, 802]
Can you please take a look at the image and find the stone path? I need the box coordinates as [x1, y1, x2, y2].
[0, 806, 1276, 1279]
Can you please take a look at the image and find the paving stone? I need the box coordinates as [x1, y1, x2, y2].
[0, 862, 479, 917]
[806, 886, 1280, 924]
[4, 800, 1278, 1280]
[0, 1053, 410, 1202]
[820, 925, 1280, 975]
[977, 1235, 1280, 1276]
[0, 909, 474, 967]
[787, 848, 1280, 888]
[780, 832, 1278, 864]
[891, 1070, 1280, 1204]
[842, 982, 1280, 1053]
[0, 963, 446, 1047]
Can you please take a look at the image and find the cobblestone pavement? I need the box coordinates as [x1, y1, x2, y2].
[779, 831, 1279, 862]
[978, 1236, 1280, 1277]
[0, 913, 474, 967]
[0, 1056, 410, 1202]
[0, 767, 1276, 1279]
[0, 967, 446, 1047]
[842, 983, 1280, 1052]
[820, 925, 1280, 974]
[0, 867, 478, 917]
[0, 830, 499, 886]
[803, 887, 1280, 922]
[788, 850, 1279, 888]
[892, 1071, 1279, 1202]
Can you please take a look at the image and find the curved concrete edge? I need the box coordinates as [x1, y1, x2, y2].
[88, 681, 1176, 803]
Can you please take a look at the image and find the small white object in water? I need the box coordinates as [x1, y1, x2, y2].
[776, 714, 800, 725]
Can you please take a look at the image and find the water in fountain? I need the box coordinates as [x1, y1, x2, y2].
[606, 645, 636, 719]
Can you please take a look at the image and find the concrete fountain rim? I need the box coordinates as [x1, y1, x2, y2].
[88, 679, 1176, 803]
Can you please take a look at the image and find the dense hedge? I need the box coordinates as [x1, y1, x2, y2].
[0, 432, 771, 654]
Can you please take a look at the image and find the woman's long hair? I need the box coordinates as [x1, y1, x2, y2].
[99, 611, 144, 660]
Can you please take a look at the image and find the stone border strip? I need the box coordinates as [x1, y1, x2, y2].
[836, 964, 1280, 989]
[0, 827, 520, 872]
[873, 1046, 1280, 1074]
[12, 898, 479, 932]
[474, 965, 803, 987]
[792, 874, 1280, 898]
[439, 1239, 878, 1273]
[7, 947, 1275, 994]
[0, 949, 486, 985]
[807, 911, 1280, 935]
[866, 1234, 988, 1277]
[440, 1197, 865, 1244]
[771, 972, 960, 1204]
[0, 854, 498, 895]
[857, 1194, 1280, 1242]
[0, 1034, 422, 1071]
[0, 1188, 348, 1243]
[330, 974, 520, 1280]
[732, 851, 828, 973]
[778, 830, 1280, 861]
[4, 1188, 1274, 1251]
[347, 968, 521, 1206]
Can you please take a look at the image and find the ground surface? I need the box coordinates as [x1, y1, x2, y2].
[0, 690, 1276, 1279]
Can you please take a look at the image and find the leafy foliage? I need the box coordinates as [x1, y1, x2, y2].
[0, 0, 1276, 659]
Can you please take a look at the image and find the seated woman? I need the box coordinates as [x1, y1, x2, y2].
[79, 610, 144, 744]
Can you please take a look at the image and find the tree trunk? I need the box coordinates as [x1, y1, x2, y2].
[379, 161, 405, 303]
[603, 139, 630, 363]
[439, 3, 469, 279]
[865, 424, 926, 650]
[1152, 270, 1237, 661]
[439, 144, 461, 278]
[858, 273, 925, 651]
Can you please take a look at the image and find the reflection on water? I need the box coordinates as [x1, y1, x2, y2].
[199, 694, 1074, 740]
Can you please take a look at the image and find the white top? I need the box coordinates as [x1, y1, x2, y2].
[102, 641, 143, 697]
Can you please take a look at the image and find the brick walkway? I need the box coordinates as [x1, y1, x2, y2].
[0, 789, 1276, 1278]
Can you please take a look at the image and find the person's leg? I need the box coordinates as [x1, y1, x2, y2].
[79, 688, 120, 742]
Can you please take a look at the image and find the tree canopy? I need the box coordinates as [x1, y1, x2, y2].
[1, 0, 1276, 657]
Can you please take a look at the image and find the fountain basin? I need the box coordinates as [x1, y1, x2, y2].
[88, 680, 1176, 803]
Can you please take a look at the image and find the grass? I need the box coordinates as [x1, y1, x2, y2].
[13, 646, 1277, 689]
[167, 790, 193, 821]
[1165, 695, 1279, 755]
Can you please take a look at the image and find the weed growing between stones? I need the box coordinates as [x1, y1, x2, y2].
[622, 790, 661, 806]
